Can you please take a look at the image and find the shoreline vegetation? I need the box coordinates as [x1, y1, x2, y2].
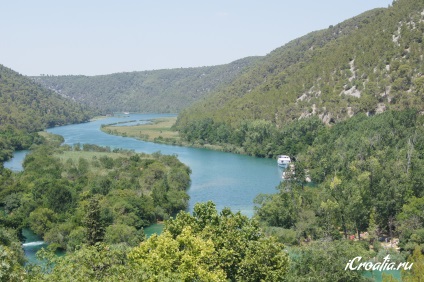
[89, 115, 109, 122]
[100, 117, 235, 153]
[101, 117, 180, 143]
[9, 132, 192, 252]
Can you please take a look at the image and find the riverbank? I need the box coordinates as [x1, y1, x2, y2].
[89, 115, 109, 122]
[101, 117, 180, 143]
[100, 116, 249, 155]
[22, 223, 164, 266]
[7, 134, 192, 265]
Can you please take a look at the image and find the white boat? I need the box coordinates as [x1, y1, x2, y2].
[277, 155, 291, 167]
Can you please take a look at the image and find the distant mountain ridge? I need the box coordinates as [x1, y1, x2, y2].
[31, 57, 260, 114]
[176, 0, 424, 129]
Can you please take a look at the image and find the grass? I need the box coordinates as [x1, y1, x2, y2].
[89, 115, 108, 121]
[56, 150, 127, 162]
[54, 150, 130, 176]
[38, 131, 64, 145]
[101, 117, 180, 143]
[101, 116, 234, 153]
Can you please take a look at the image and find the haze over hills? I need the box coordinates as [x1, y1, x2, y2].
[177, 0, 424, 129]
[32, 57, 260, 114]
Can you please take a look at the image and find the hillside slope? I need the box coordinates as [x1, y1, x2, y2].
[0, 64, 91, 161]
[0, 65, 91, 131]
[32, 57, 260, 114]
[177, 0, 424, 129]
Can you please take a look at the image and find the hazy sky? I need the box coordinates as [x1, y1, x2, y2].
[1, 0, 393, 76]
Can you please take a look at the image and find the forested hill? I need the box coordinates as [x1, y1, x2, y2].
[176, 0, 424, 129]
[31, 56, 260, 114]
[0, 65, 91, 131]
[0, 64, 91, 161]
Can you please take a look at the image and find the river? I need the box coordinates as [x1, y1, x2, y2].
[5, 113, 283, 264]
[4, 114, 403, 280]
[46, 113, 283, 216]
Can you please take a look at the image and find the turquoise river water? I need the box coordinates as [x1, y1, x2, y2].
[46, 113, 283, 216]
[4, 114, 403, 280]
[4, 113, 284, 264]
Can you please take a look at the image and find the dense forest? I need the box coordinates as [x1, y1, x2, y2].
[0, 64, 92, 280]
[176, 0, 424, 132]
[4, 201, 292, 281]
[31, 57, 260, 114]
[0, 65, 91, 132]
[0, 64, 91, 163]
[0, 140, 194, 281]
[1, 138, 192, 247]
[171, 0, 424, 280]
[2, 0, 424, 280]
[254, 110, 423, 248]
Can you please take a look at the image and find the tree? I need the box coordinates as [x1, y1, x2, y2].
[368, 207, 379, 246]
[29, 243, 133, 282]
[319, 199, 342, 240]
[402, 246, 424, 282]
[237, 237, 289, 281]
[84, 196, 105, 245]
[29, 207, 56, 236]
[0, 245, 25, 282]
[104, 224, 144, 247]
[129, 227, 226, 281]
[396, 197, 424, 253]
[165, 201, 290, 281]
[287, 240, 371, 282]
[45, 182, 74, 213]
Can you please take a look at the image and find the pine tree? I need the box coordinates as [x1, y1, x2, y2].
[402, 246, 424, 282]
[85, 196, 105, 245]
[368, 207, 379, 246]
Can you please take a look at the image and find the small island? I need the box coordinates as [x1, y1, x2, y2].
[101, 117, 180, 144]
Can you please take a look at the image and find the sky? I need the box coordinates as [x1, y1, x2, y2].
[1, 0, 393, 76]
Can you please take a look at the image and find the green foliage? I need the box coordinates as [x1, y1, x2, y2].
[177, 0, 424, 152]
[255, 181, 321, 242]
[402, 246, 424, 281]
[179, 116, 324, 158]
[396, 197, 424, 253]
[32, 57, 260, 114]
[0, 217, 26, 280]
[254, 110, 424, 252]
[29, 208, 56, 236]
[0, 64, 91, 162]
[237, 237, 289, 282]
[0, 245, 26, 282]
[104, 224, 144, 247]
[129, 228, 227, 281]
[286, 240, 372, 282]
[25, 202, 289, 281]
[85, 196, 105, 245]
[0, 228, 25, 265]
[29, 243, 133, 282]
[0, 63, 91, 168]
[165, 201, 290, 281]
[306, 111, 423, 237]
[0, 143, 191, 252]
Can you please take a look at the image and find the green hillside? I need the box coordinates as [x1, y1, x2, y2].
[0, 64, 91, 162]
[32, 56, 260, 114]
[177, 0, 424, 132]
